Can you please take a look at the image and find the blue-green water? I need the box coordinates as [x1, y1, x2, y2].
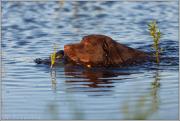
[1, 1, 179, 120]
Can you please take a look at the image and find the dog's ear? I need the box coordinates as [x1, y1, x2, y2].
[102, 39, 110, 65]
[102, 38, 118, 66]
[102, 38, 125, 66]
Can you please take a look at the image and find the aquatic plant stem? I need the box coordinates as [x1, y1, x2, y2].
[51, 43, 57, 68]
[148, 20, 162, 64]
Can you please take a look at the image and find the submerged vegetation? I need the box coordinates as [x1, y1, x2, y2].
[148, 20, 162, 64]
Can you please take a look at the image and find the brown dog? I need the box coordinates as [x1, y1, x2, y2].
[64, 34, 149, 67]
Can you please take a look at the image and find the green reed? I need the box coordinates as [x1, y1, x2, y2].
[148, 20, 162, 64]
[51, 43, 58, 68]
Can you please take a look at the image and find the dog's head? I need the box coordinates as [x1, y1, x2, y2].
[64, 34, 147, 67]
[64, 34, 117, 66]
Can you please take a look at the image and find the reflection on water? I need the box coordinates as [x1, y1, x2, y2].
[50, 65, 162, 120]
[2, 1, 178, 120]
[49, 66, 85, 119]
[65, 67, 116, 88]
[122, 70, 160, 119]
[47, 99, 59, 120]
[50, 68, 57, 91]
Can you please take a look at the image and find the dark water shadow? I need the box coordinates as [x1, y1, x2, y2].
[64, 66, 130, 87]
[48, 64, 134, 97]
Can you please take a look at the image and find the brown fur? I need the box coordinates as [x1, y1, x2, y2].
[64, 34, 148, 67]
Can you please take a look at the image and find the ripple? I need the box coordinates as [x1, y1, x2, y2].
[2, 1, 179, 120]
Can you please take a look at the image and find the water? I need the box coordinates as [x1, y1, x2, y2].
[1, 1, 179, 120]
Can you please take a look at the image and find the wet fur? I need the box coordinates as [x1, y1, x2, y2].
[64, 34, 149, 67]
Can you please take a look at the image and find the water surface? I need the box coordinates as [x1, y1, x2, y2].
[2, 1, 179, 120]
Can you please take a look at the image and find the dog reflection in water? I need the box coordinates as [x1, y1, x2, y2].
[64, 66, 130, 95]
